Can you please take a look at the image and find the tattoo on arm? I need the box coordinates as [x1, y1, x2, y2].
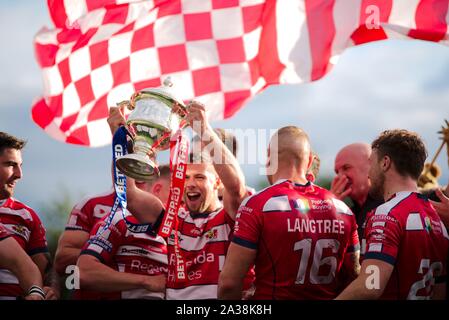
[352, 251, 361, 277]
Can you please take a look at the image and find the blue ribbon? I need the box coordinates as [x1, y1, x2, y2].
[99, 126, 155, 235]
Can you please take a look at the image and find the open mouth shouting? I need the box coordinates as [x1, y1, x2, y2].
[185, 191, 203, 211]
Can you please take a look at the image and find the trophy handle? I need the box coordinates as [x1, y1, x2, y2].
[129, 92, 143, 110]
[179, 119, 189, 129]
[117, 99, 134, 111]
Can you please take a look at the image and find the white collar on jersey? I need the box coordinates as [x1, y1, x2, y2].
[0, 198, 7, 206]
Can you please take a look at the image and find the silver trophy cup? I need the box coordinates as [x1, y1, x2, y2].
[116, 78, 188, 181]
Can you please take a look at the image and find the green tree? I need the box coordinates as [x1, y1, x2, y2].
[39, 187, 75, 257]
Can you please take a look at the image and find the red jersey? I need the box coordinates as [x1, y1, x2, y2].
[81, 210, 168, 299]
[364, 191, 449, 300]
[0, 198, 48, 300]
[66, 189, 116, 300]
[66, 188, 115, 233]
[164, 207, 240, 299]
[233, 180, 359, 300]
[0, 222, 10, 241]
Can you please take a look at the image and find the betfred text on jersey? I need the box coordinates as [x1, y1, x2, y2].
[287, 218, 345, 234]
[169, 250, 215, 267]
[168, 251, 215, 281]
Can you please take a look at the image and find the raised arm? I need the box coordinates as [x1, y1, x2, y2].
[126, 176, 164, 224]
[186, 102, 247, 219]
[107, 106, 165, 224]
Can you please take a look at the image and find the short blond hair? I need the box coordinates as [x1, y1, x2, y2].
[271, 126, 311, 167]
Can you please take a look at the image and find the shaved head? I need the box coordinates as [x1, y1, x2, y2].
[267, 126, 312, 183]
[336, 143, 371, 164]
[334, 142, 371, 203]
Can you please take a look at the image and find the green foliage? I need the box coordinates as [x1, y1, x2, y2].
[315, 177, 332, 190]
[256, 179, 270, 190]
[255, 176, 334, 191]
[38, 186, 75, 257]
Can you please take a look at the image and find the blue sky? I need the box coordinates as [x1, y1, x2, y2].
[0, 1, 448, 221]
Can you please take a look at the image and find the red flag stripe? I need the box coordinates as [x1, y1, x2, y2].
[409, 0, 449, 41]
[306, 0, 336, 81]
[47, 0, 68, 28]
[31, 98, 55, 129]
[258, 0, 284, 85]
[351, 0, 392, 45]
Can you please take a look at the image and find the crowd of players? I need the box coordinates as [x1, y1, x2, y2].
[1, 102, 448, 300]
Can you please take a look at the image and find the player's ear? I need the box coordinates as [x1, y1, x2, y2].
[306, 172, 315, 183]
[306, 152, 313, 171]
[381, 155, 391, 172]
[152, 182, 162, 195]
[212, 173, 221, 191]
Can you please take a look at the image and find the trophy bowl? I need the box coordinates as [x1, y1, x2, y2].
[116, 78, 187, 181]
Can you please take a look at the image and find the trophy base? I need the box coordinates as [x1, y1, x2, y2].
[116, 153, 160, 181]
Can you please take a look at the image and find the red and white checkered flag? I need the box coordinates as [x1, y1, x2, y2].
[33, 0, 449, 147]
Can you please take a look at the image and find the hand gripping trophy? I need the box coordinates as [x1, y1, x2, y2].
[110, 78, 190, 273]
[115, 78, 188, 181]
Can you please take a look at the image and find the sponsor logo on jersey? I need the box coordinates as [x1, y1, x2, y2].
[178, 208, 188, 219]
[121, 247, 150, 256]
[93, 204, 112, 219]
[424, 216, 432, 233]
[129, 259, 168, 275]
[293, 198, 310, 214]
[309, 199, 333, 211]
[370, 214, 398, 223]
[11, 225, 29, 238]
[168, 233, 183, 245]
[239, 206, 253, 214]
[424, 216, 443, 234]
[169, 251, 215, 268]
[293, 198, 333, 214]
[190, 228, 203, 236]
[205, 229, 218, 240]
